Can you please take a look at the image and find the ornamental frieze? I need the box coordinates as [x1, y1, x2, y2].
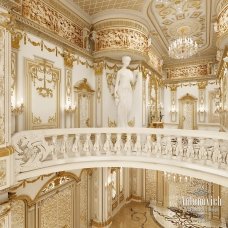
[22, 0, 83, 48]
[166, 63, 213, 79]
[95, 29, 148, 53]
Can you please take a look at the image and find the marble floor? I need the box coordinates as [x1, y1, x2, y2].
[111, 202, 160, 228]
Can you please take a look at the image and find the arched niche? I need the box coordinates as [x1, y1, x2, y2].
[74, 78, 95, 127]
[178, 93, 198, 130]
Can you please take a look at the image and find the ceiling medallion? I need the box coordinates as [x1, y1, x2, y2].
[168, 26, 198, 59]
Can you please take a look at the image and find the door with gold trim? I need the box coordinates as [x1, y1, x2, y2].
[179, 94, 197, 130]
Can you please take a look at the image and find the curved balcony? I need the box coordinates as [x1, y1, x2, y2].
[12, 128, 228, 186]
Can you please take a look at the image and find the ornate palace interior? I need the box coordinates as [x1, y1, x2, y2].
[0, 0, 227, 227]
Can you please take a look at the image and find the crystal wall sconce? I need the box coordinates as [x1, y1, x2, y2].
[11, 99, 24, 115]
[65, 101, 76, 113]
[170, 106, 177, 122]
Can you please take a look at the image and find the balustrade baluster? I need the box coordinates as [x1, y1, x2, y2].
[83, 134, 93, 156]
[199, 138, 207, 163]
[94, 133, 102, 156]
[175, 137, 183, 158]
[52, 136, 57, 160]
[164, 136, 172, 158]
[154, 134, 162, 157]
[143, 135, 152, 156]
[187, 137, 194, 161]
[61, 135, 68, 159]
[124, 133, 132, 155]
[134, 134, 142, 156]
[72, 134, 81, 157]
[114, 133, 122, 155]
[212, 140, 222, 166]
[103, 133, 113, 155]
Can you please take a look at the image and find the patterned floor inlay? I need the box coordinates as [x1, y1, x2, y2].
[111, 202, 160, 228]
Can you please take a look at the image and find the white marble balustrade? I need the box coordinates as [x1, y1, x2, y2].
[12, 128, 228, 183]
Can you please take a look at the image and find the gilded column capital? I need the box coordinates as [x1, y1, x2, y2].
[11, 31, 23, 49]
[63, 51, 75, 69]
[94, 61, 104, 75]
[198, 81, 208, 90]
[170, 84, 178, 91]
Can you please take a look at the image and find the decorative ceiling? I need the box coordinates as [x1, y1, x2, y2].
[72, 0, 144, 15]
[148, 0, 217, 60]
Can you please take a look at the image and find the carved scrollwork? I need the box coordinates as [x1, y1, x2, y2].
[95, 29, 148, 53]
[13, 135, 52, 171]
[22, 0, 83, 48]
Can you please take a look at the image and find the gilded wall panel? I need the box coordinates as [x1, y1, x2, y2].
[80, 171, 88, 228]
[145, 170, 157, 202]
[11, 200, 25, 228]
[168, 178, 209, 217]
[39, 185, 73, 228]
[22, 0, 83, 48]
[25, 58, 60, 129]
[0, 159, 6, 188]
[221, 186, 228, 220]
[0, 28, 5, 147]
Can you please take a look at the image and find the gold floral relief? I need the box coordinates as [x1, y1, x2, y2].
[80, 171, 88, 228]
[30, 60, 59, 98]
[22, 0, 83, 48]
[0, 160, 6, 188]
[40, 186, 73, 228]
[32, 113, 42, 125]
[108, 118, 117, 128]
[11, 200, 25, 228]
[95, 29, 148, 53]
[26, 58, 60, 129]
[166, 64, 210, 79]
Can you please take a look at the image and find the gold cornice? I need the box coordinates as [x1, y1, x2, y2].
[11, 31, 22, 49]
[164, 75, 217, 84]
[164, 56, 216, 68]
[198, 81, 208, 90]
[0, 146, 15, 157]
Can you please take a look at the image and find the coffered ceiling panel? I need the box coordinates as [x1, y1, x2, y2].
[73, 0, 144, 15]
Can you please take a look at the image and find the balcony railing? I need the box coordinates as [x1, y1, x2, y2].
[12, 128, 228, 184]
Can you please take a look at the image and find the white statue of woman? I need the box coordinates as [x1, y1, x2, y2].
[114, 56, 136, 127]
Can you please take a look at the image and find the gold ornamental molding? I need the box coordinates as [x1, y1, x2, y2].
[91, 218, 112, 228]
[93, 19, 149, 34]
[93, 19, 149, 61]
[165, 79, 218, 89]
[0, 146, 14, 157]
